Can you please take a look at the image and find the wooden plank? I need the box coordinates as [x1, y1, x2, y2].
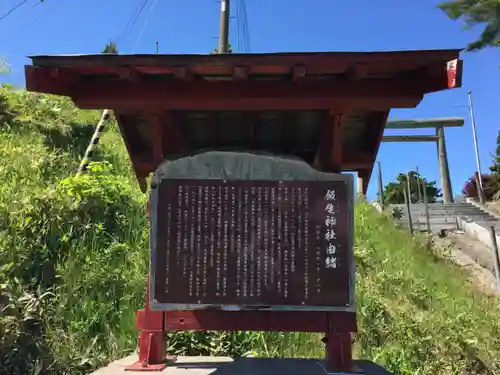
[330, 111, 348, 171]
[173, 66, 194, 81]
[72, 79, 429, 100]
[382, 135, 439, 142]
[233, 66, 248, 80]
[75, 96, 422, 111]
[364, 111, 389, 193]
[28, 49, 462, 70]
[67, 79, 425, 111]
[385, 118, 464, 129]
[292, 65, 307, 81]
[148, 114, 164, 165]
[163, 310, 356, 332]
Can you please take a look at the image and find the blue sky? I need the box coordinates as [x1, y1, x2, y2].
[0, 0, 499, 200]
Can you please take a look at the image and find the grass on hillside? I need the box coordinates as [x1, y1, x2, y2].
[1, 85, 500, 375]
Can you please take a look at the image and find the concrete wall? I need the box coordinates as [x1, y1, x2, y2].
[456, 216, 500, 251]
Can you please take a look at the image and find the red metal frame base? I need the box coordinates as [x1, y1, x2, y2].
[125, 361, 167, 372]
[125, 301, 171, 372]
[128, 269, 355, 372]
[126, 354, 177, 372]
[128, 308, 355, 373]
[125, 330, 169, 372]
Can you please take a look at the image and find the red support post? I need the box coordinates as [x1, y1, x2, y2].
[125, 268, 171, 371]
[324, 332, 353, 372]
[323, 312, 354, 372]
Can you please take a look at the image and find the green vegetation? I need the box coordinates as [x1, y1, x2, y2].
[438, 0, 500, 51]
[462, 132, 500, 201]
[489, 131, 500, 175]
[102, 42, 119, 54]
[382, 171, 442, 204]
[2, 86, 500, 375]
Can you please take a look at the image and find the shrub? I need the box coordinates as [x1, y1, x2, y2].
[462, 173, 500, 201]
[0, 161, 148, 374]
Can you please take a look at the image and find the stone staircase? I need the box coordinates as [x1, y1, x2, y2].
[391, 202, 500, 234]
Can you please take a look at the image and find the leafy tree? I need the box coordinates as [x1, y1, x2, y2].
[383, 171, 442, 204]
[102, 42, 118, 54]
[462, 173, 500, 200]
[438, 0, 500, 51]
[489, 131, 500, 174]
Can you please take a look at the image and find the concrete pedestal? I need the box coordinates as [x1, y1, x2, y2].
[90, 355, 393, 375]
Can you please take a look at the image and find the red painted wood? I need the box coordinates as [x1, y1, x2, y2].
[149, 114, 164, 165]
[233, 66, 248, 81]
[24, 66, 69, 95]
[446, 58, 463, 89]
[126, 268, 168, 371]
[330, 111, 348, 171]
[292, 65, 307, 81]
[27, 49, 461, 79]
[364, 110, 390, 191]
[316, 112, 333, 171]
[163, 112, 186, 154]
[325, 333, 353, 372]
[163, 310, 356, 333]
[82, 96, 421, 111]
[73, 79, 426, 101]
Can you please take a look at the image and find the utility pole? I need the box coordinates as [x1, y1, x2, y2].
[406, 171, 413, 205]
[468, 90, 485, 201]
[218, 0, 230, 54]
[415, 165, 422, 203]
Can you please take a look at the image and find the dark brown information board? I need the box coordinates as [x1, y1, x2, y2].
[151, 179, 353, 309]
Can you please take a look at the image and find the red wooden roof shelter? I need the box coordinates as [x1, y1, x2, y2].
[25, 49, 463, 192]
[25, 49, 463, 373]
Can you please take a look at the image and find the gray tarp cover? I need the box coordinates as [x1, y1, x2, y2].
[154, 151, 342, 181]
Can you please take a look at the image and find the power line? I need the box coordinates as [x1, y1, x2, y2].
[235, 0, 250, 52]
[117, 0, 150, 43]
[0, 0, 31, 23]
[134, 0, 159, 51]
[242, 0, 251, 51]
[30, 0, 60, 24]
[236, 0, 242, 51]
[0, 0, 59, 45]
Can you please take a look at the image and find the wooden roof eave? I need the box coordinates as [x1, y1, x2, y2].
[24, 49, 464, 191]
[25, 48, 463, 102]
[27, 49, 463, 70]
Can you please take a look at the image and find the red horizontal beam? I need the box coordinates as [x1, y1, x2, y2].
[25, 66, 425, 110]
[68, 80, 424, 111]
[161, 310, 357, 333]
[80, 96, 422, 111]
[74, 78, 426, 100]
